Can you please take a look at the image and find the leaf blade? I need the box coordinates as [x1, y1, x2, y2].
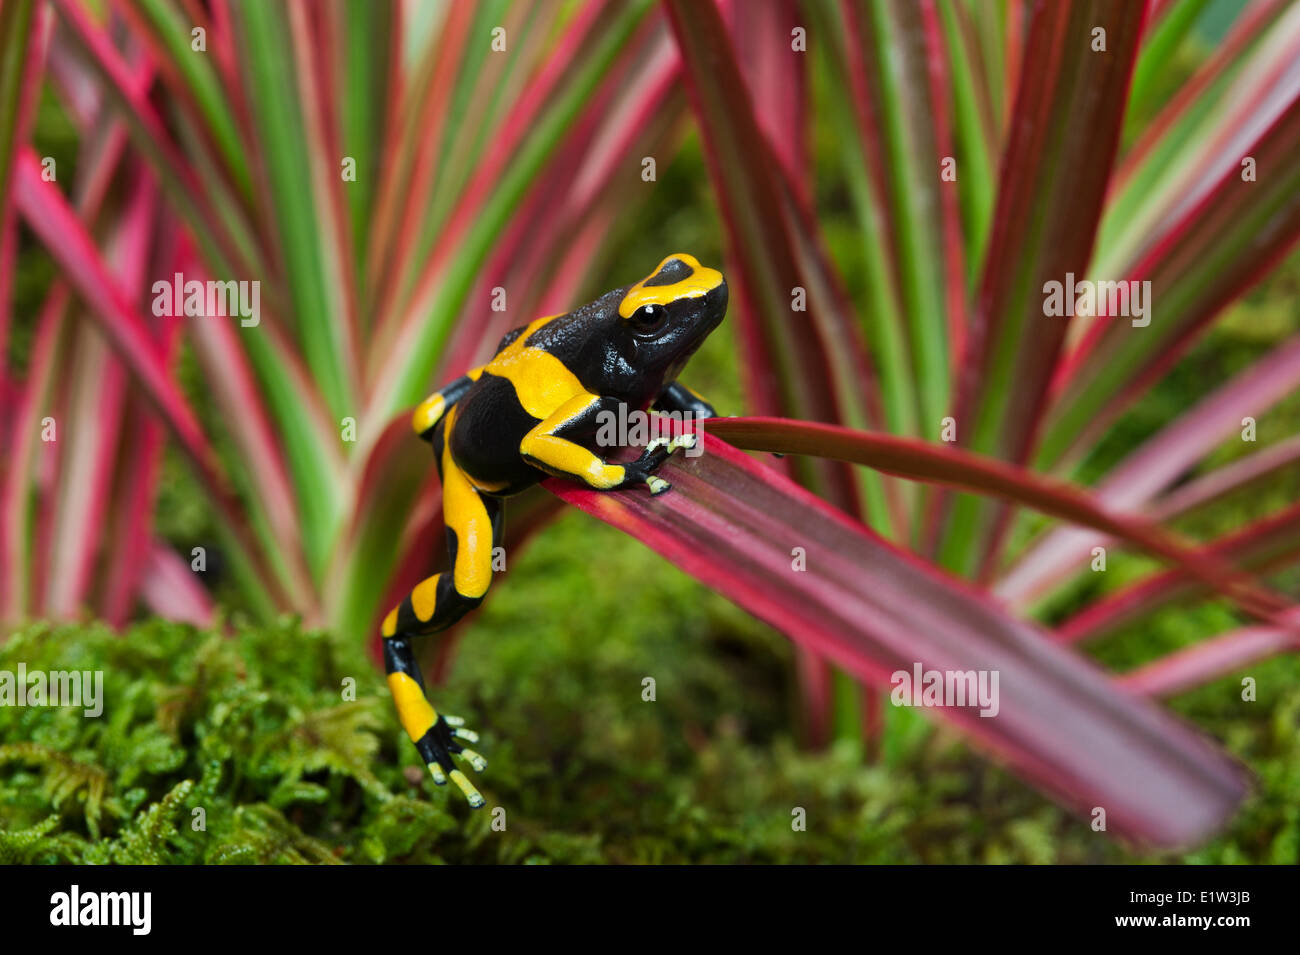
[708, 415, 1288, 626]
[938, 0, 1148, 574]
[547, 433, 1249, 847]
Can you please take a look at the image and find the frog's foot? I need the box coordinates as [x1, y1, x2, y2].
[619, 433, 698, 495]
[424, 714, 488, 808]
[644, 432, 698, 457]
[384, 628, 494, 809]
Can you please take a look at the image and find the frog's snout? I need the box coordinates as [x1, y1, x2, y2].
[707, 278, 728, 327]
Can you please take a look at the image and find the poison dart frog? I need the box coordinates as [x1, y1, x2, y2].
[382, 253, 728, 807]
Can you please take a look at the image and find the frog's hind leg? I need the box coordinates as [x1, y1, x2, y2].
[380, 415, 500, 807]
[382, 637, 488, 807]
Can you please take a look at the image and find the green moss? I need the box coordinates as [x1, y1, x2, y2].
[3, 514, 1297, 863]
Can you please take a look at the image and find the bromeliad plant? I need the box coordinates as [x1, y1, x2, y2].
[3, 0, 1300, 848]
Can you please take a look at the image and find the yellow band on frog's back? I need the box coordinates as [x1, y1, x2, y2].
[618, 253, 723, 318]
[481, 314, 586, 421]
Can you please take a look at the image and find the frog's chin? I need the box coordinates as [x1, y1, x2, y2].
[663, 337, 709, 383]
[663, 356, 690, 383]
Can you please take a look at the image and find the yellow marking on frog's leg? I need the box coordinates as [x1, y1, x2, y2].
[520, 394, 628, 489]
[440, 434, 496, 600]
[409, 576, 440, 621]
[384, 571, 482, 638]
[521, 395, 688, 494]
[388, 670, 439, 742]
[411, 367, 483, 437]
[618, 253, 725, 318]
[378, 421, 499, 808]
[411, 393, 447, 436]
[382, 638, 489, 807]
[385, 409, 499, 632]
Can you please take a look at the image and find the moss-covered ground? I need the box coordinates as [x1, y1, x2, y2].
[3, 492, 1297, 863]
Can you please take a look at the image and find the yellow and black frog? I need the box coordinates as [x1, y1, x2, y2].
[383, 253, 728, 806]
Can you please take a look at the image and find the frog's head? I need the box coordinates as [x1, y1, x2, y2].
[616, 253, 728, 384]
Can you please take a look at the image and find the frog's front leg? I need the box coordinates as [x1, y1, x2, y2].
[380, 414, 497, 807]
[411, 370, 480, 441]
[520, 392, 694, 495]
[652, 380, 716, 419]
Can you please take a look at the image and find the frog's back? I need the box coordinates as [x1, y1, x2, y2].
[447, 298, 626, 495]
[446, 373, 541, 495]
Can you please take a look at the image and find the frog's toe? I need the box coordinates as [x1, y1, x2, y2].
[669, 433, 697, 453]
[448, 769, 486, 809]
[429, 749, 486, 808]
[455, 747, 488, 773]
[428, 762, 448, 786]
[645, 433, 696, 457]
[424, 714, 488, 807]
[646, 475, 672, 495]
[616, 459, 664, 493]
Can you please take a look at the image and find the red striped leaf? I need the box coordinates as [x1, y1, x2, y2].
[999, 330, 1300, 607]
[547, 433, 1248, 848]
[708, 416, 1290, 627]
[1120, 610, 1300, 698]
[14, 149, 290, 610]
[1044, 97, 1300, 467]
[666, 0, 884, 522]
[938, 0, 1148, 576]
[1058, 501, 1300, 644]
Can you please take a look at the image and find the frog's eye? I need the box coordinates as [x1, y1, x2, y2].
[628, 303, 670, 337]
